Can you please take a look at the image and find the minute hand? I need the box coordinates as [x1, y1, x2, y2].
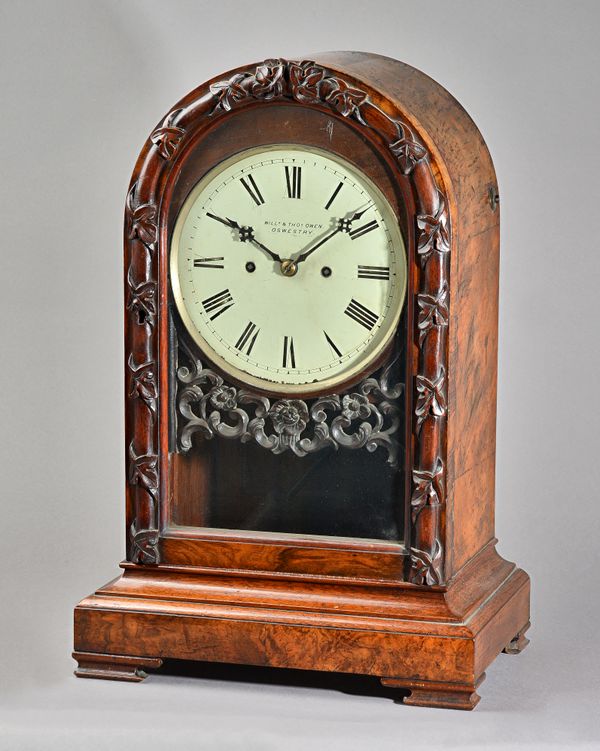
[294, 227, 341, 265]
[294, 206, 372, 265]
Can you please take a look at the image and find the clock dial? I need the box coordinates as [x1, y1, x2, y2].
[170, 145, 407, 394]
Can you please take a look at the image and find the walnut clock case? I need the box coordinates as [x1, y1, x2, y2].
[73, 52, 530, 710]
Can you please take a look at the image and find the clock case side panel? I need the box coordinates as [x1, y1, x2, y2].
[315, 52, 503, 582]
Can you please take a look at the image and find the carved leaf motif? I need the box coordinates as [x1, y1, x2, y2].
[389, 134, 427, 174]
[411, 459, 444, 522]
[209, 59, 284, 113]
[126, 183, 157, 249]
[126, 274, 157, 327]
[417, 284, 449, 345]
[409, 541, 442, 585]
[130, 525, 160, 565]
[417, 191, 450, 266]
[150, 108, 185, 159]
[127, 354, 157, 419]
[415, 368, 447, 432]
[129, 524, 160, 564]
[322, 78, 367, 119]
[250, 59, 285, 99]
[209, 73, 249, 111]
[128, 442, 158, 499]
[289, 60, 325, 103]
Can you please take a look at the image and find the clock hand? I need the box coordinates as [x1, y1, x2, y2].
[294, 204, 374, 265]
[294, 226, 341, 264]
[206, 212, 283, 263]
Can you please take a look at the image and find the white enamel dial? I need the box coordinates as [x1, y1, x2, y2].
[170, 145, 407, 395]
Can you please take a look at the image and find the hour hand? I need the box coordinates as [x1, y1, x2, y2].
[206, 212, 282, 263]
[206, 211, 241, 232]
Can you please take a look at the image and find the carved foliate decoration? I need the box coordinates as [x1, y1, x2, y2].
[150, 109, 185, 159]
[175, 341, 402, 466]
[126, 272, 157, 329]
[417, 284, 449, 346]
[126, 183, 157, 253]
[125, 58, 451, 582]
[125, 180, 160, 563]
[417, 191, 450, 266]
[415, 369, 447, 433]
[127, 354, 157, 421]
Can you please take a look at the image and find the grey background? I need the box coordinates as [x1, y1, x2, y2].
[1, 0, 599, 748]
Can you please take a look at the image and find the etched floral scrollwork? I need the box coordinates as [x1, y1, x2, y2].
[176, 342, 403, 466]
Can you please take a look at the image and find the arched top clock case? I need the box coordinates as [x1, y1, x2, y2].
[74, 52, 530, 709]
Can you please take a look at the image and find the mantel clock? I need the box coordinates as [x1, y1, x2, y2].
[73, 52, 530, 710]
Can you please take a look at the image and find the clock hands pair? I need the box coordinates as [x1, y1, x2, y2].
[206, 203, 373, 274]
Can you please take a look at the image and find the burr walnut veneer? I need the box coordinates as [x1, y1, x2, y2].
[73, 52, 530, 710]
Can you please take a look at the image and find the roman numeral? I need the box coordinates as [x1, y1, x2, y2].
[240, 174, 265, 205]
[344, 298, 379, 331]
[285, 165, 302, 199]
[201, 288, 234, 320]
[324, 181, 343, 210]
[282, 335, 296, 368]
[193, 256, 224, 269]
[349, 219, 379, 240]
[324, 331, 342, 358]
[357, 264, 390, 280]
[235, 321, 259, 355]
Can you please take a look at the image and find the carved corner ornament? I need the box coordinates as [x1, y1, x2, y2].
[125, 58, 451, 582]
[175, 340, 403, 466]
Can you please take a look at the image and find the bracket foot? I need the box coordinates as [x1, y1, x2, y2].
[73, 651, 163, 682]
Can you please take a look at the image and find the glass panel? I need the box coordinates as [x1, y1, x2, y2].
[168, 318, 407, 543]
[170, 433, 404, 541]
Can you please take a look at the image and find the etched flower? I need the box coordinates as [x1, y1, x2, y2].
[289, 60, 325, 103]
[341, 393, 371, 421]
[269, 399, 309, 436]
[209, 385, 238, 411]
[249, 59, 285, 99]
[323, 78, 367, 118]
[389, 134, 427, 174]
